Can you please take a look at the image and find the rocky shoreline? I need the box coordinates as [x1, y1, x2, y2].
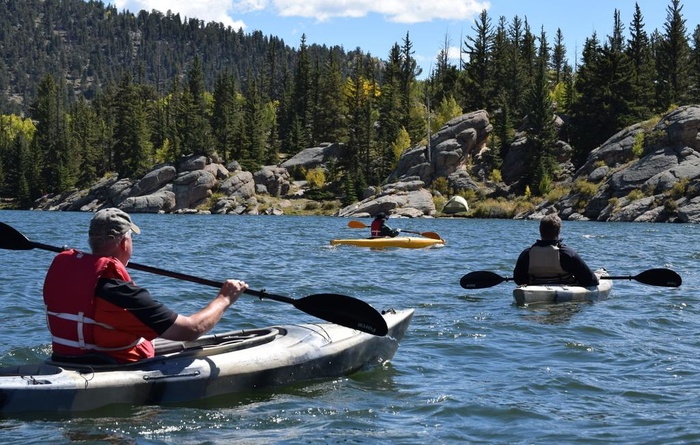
[30, 105, 700, 224]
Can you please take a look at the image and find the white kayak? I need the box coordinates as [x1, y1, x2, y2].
[0, 308, 414, 415]
[513, 269, 612, 306]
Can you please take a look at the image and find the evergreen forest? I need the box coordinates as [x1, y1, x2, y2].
[0, 0, 699, 208]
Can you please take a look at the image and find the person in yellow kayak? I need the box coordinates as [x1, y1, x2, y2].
[43, 207, 249, 364]
[370, 212, 401, 238]
[513, 213, 599, 287]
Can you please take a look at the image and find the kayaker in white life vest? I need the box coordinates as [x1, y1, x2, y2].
[42, 207, 248, 364]
[513, 213, 599, 287]
[370, 213, 401, 238]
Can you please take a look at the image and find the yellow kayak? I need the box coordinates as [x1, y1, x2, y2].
[330, 236, 445, 249]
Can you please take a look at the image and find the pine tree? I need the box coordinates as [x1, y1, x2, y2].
[242, 76, 266, 171]
[70, 97, 101, 188]
[276, 65, 295, 155]
[314, 49, 348, 144]
[290, 34, 312, 152]
[30, 74, 76, 195]
[343, 55, 377, 183]
[362, 61, 381, 185]
[520, 19, 537, 88]
[163, 77, 184, 164]
[691, 25, 700, 102]
[560, 64, 576, 122]
[399, 32, 424, 144]
[211, 71, 240, 164]
[552, 28, 567, 84]
[490, 16, 511, 115]
[491, 100, 510, 171]
[599, 10, 636, 130]
[655, 0, 691, 110]
[182, 56, 213, 156]
[461, 9, 494, 112]
[570, 33, 605, 165]
[523, 28, 557, 195]
[8, 132, 32, 206]
[377, 44, 404, 178]
[431, 33, 460, 108]
[505, 15, 530, 121]
[626, 3, 656, 117]
[112, 73, 152, 178]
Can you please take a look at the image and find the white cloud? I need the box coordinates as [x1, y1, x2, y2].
[447, 46, 463, 61]
[269, 0, 490, 23]
[114, 0, 489, 26]
[113, 1, 245, 29]
[232, 0, 272, 14]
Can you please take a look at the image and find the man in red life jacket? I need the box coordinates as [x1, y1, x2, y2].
[370, 212, 401, 238]
[43, 207, 248, 364]
[513, 213, 599, 287]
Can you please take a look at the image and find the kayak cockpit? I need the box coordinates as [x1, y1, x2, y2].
[153, 328, 280, 356]
[0, 364, 63, 377]
[37, 328, 282, 372]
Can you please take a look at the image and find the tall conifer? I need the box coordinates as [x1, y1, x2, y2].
[461, 10, 494, 112]
[655, 0, 691, 110]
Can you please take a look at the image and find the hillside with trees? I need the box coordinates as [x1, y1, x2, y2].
[0, 0, 698, 212]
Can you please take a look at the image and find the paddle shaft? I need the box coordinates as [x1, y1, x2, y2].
[127, 261, 292, 303]
[18, 238, 289, 302]
[0, 221, 389, 335]
[603, 275, 655, 280]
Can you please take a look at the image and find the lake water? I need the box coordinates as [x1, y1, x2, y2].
[0, 210, 699, 444]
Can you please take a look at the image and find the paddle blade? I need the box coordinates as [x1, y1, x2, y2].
[0, 222, 35, 250]
[347, 220, 368, 229]
[294, 293, 388, 336]
[634, 268, 682, 287]
[420, 231, 443, 240]
[460, 271, 509, 289]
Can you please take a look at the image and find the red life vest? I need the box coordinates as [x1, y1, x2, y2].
[43, 249, 154, 362]
[370, 219, 383, 237]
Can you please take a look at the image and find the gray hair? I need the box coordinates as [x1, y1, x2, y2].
[89, 229, 131, 256]
[539, 213, 562, 240]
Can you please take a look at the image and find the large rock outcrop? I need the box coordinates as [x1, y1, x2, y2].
[280, 142, 344, 174]
[33, 150, 306, 215]
[336, 178, 436, 218]
[522, 105, 700, 223]
[336, 110, 492, 218]
[387, 110, 492, 187]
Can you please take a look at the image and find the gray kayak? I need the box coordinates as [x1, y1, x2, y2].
[0, 308, 414, 415]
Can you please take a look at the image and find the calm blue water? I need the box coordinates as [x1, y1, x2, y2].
[1, 210, 699, 444]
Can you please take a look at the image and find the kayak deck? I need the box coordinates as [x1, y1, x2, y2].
[512, 269, 612, 306]
[330, 237, 444, 249]
[0, 308, 414, 415]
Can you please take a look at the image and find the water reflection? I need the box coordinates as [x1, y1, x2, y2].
[518, 302, 589, 325]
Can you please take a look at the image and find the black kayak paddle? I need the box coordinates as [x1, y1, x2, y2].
[460, 268, 682, 289]
[0, 221, 388, 336]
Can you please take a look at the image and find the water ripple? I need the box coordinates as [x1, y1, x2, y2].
[1, 212, 699, 443]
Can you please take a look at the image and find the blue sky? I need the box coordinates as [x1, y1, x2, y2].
[108, 1, 699, 78]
